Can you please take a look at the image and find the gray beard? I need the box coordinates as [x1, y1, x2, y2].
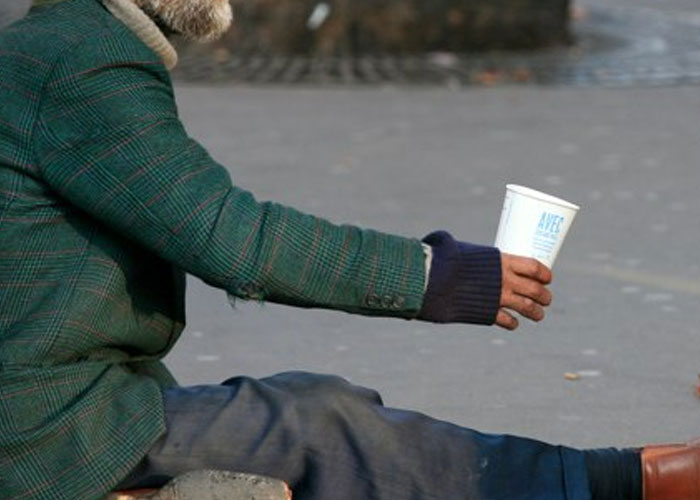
[133, 0, 233, 42]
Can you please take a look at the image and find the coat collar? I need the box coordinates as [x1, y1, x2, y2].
[102, 0, 178, 70]
[32, 0, 178, 70]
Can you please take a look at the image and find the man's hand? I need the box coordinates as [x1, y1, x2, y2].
[496, 254, 553, 330]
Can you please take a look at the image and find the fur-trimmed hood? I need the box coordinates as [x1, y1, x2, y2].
[132, 0, 232, 42]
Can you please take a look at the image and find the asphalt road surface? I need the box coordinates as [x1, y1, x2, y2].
[3, 0, 700, 450]
[172, 83, 700, 449]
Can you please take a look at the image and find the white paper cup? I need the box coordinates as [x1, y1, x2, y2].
[494, 184, 580, 269]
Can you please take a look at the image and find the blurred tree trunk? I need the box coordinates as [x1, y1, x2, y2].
[224, 0, 571, 55]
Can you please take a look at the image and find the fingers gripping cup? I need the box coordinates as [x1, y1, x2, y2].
[494, 184, 580, 269]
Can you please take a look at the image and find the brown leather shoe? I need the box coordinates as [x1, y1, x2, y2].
[642, 440, 700, 500]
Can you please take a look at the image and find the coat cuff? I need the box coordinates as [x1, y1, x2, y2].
[418, 231, 502, 324]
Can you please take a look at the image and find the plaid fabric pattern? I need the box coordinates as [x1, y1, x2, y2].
[0, 1, 426, 498]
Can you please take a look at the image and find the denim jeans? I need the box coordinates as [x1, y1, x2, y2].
[118, 371, 591, 500]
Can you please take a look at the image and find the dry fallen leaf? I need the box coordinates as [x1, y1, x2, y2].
[474, 70, 504, 86]
[511, 68, 534, 83]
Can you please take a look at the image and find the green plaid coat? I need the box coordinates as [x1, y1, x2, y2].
[0, 1, 427, 498]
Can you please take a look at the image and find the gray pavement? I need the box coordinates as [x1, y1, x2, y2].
[585, 0, 700, 14]
[172, 84, 700, 449]
[3, 0, 700, 451]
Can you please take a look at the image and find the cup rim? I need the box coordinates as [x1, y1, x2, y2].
[506, 184, 580, 211]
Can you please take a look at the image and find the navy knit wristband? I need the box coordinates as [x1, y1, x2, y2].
[418, 231, 502, 325]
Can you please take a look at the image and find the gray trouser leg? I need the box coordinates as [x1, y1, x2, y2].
[118, 371, 590, 500]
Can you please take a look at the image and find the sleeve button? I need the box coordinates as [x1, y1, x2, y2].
[392, 296, 406, 309]
[366, 294, 381, 307]
[382, 295, 395, 308]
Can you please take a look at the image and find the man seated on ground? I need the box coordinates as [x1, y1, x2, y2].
[0, 1, 697, 499]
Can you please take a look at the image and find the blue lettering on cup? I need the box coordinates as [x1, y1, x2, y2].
[536, 212, 565, 241]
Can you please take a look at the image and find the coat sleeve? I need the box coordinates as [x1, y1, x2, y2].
[33, 38, 427, 319]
